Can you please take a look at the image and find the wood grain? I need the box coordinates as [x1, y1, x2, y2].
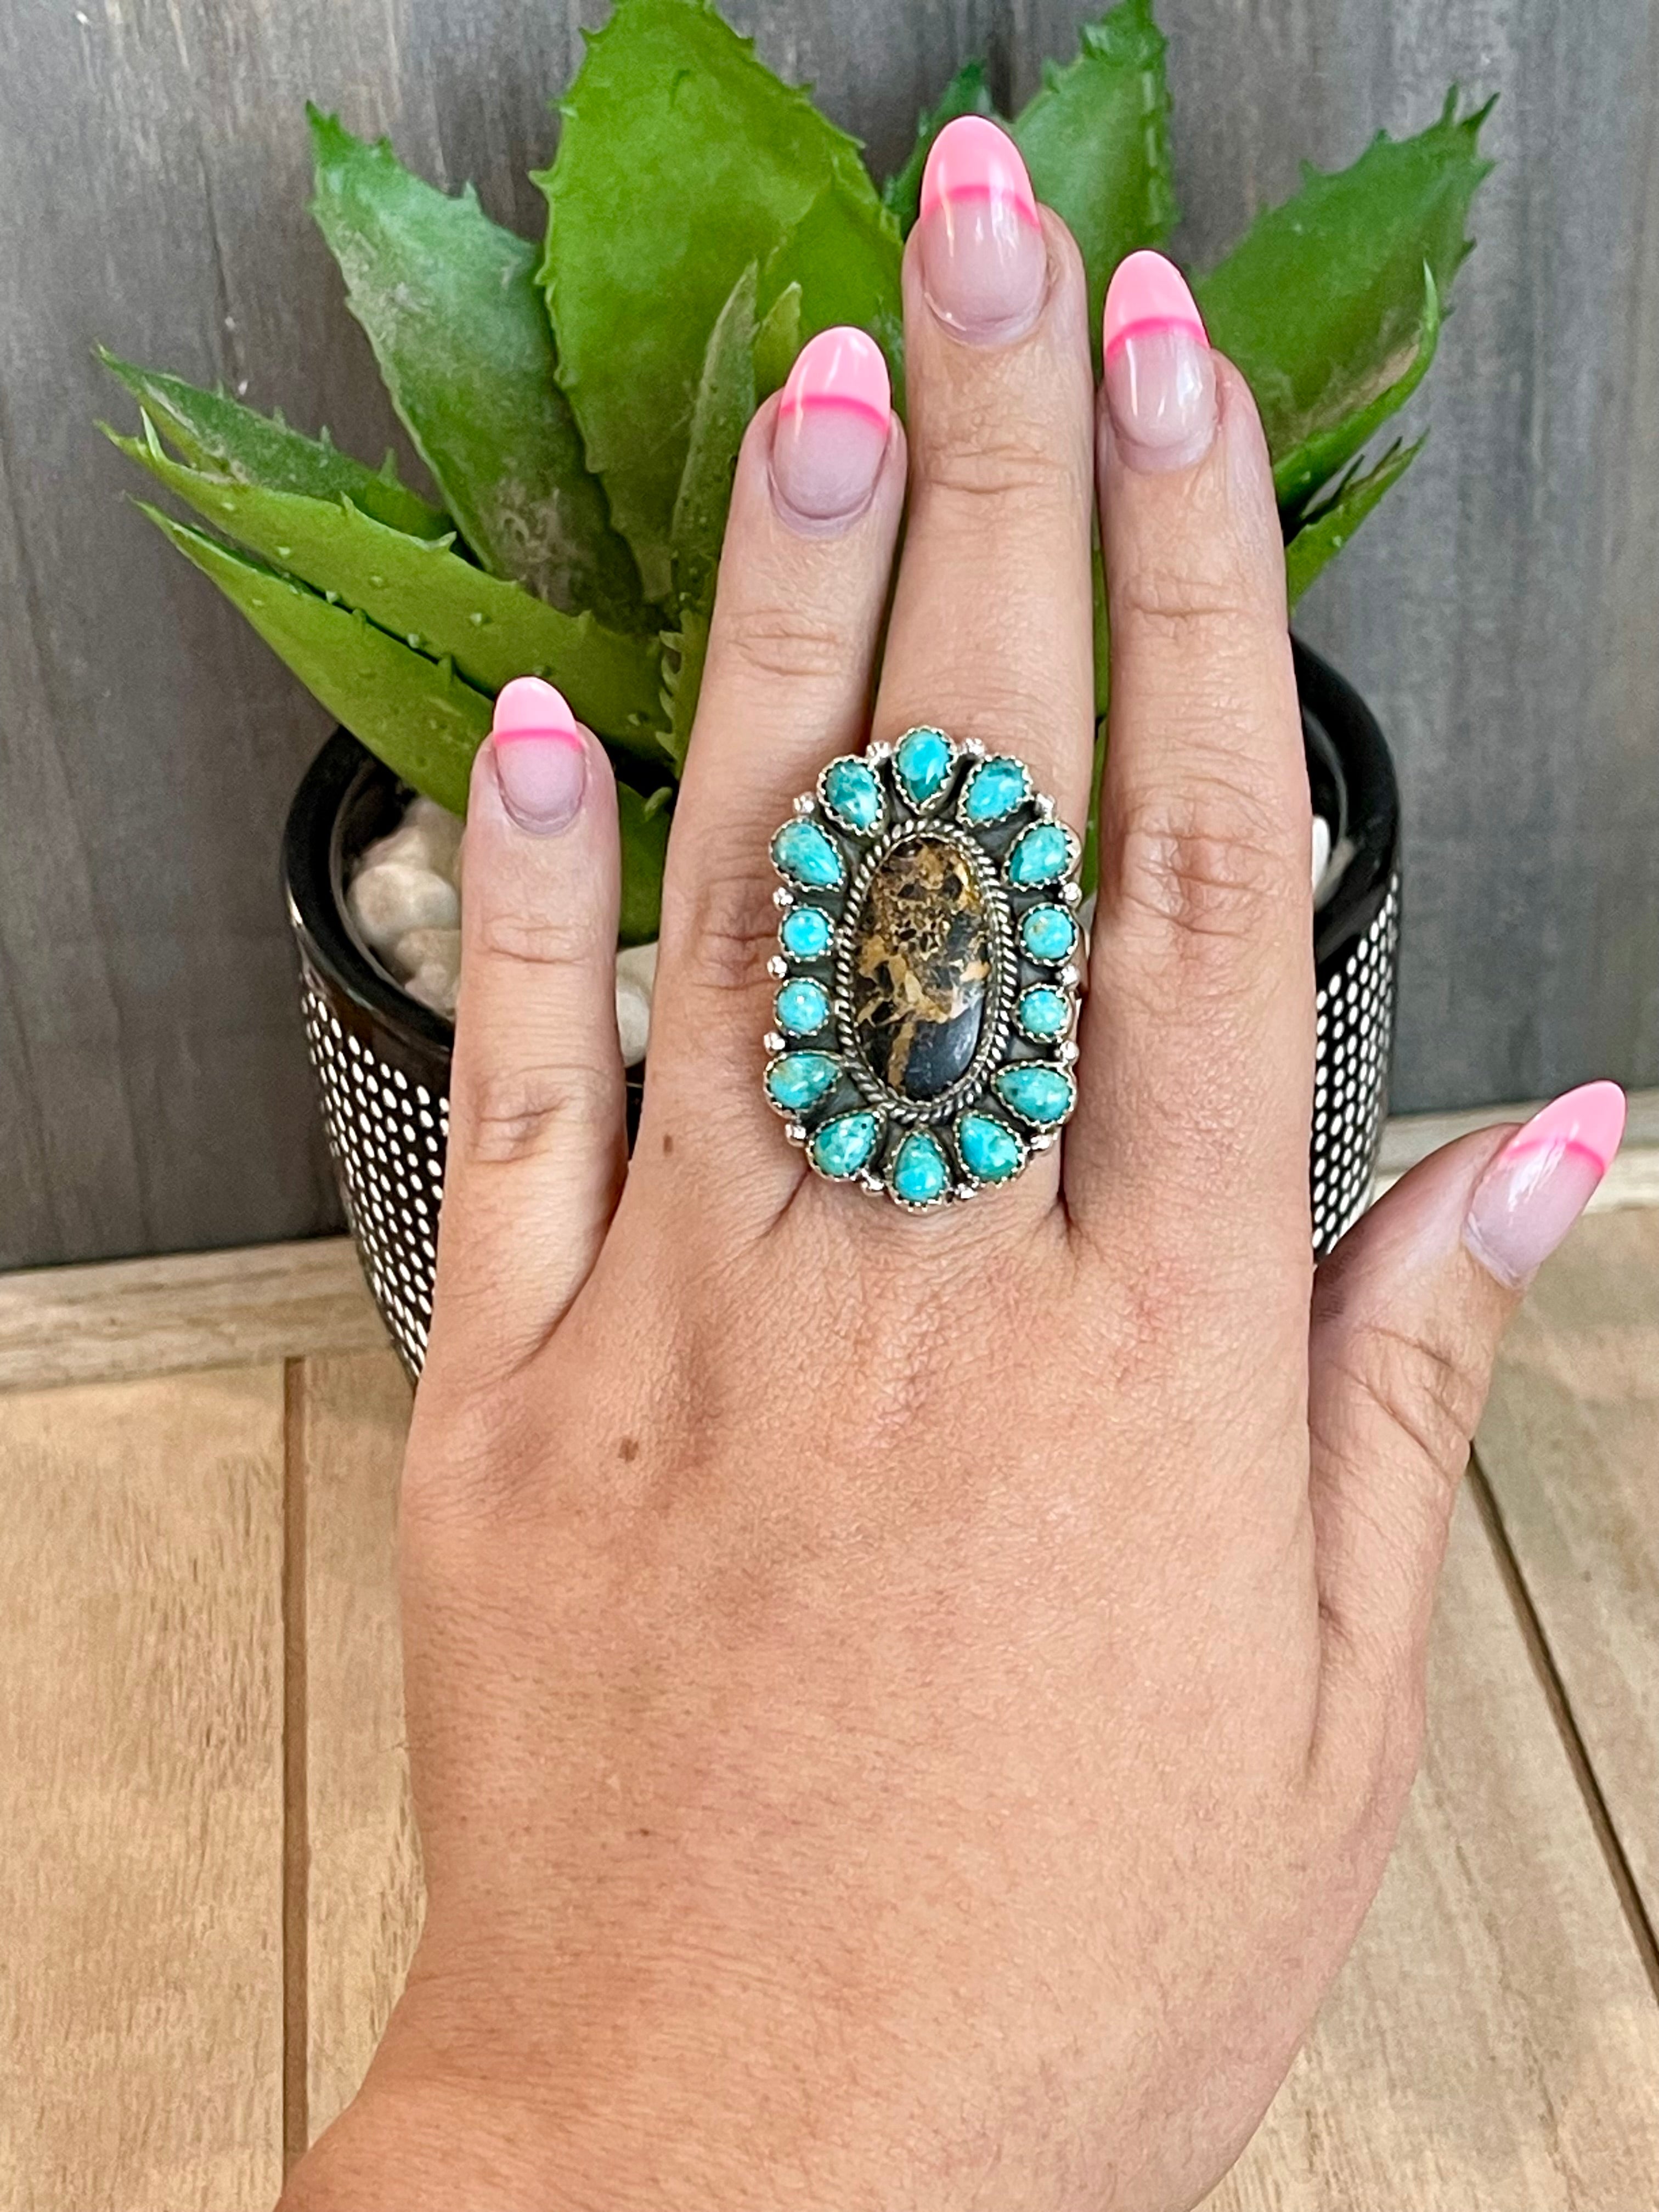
[0, 1365, 286, 2212]
[0, 1237, 385, 1391]
[1477, 1205, 1659, 1946]
[295, 1348, 423, 2150]
[1209, 1486, 1659, 2210]
[2, 0, 1657, 1269]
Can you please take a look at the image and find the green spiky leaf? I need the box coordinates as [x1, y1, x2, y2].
[308, 108, 645, 628]
[757, 177, 904, 409]
[537, 0, 899, 600]
[143, 504, 490, 814]
[97, 348, 448, 539]
[616, 784, 672, 944]
[107, 422, 663, 753]
[1284, 438, 1424, 605]
[1198, 93, 1493, 488]
[753, 281, 804, 399]
[659, 264, 762, 768]
[883, 60, 997, 234]
[1273, 264, 1440, 516]
[1012, 0, 1178, 357]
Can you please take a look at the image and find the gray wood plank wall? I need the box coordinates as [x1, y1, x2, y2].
[2, 0, 1655, 1268]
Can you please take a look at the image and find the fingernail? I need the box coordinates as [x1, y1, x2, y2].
[770, 326, 892, 530]
[489, 676, 588, 834]
[917, 114, 1046, 343]
[1464, 1081, 1627, 1288]
[1102, 250, 1217, 472]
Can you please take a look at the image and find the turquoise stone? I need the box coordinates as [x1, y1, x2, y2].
[956, 1111, 1025, 1185]
[1006, 820, 1076, 888]
[889, 1130, 950, 1206]
[893, 726, 953, 807]
[1020, 903, 1078, 963]
[960, 754, 1030, 825]
[809, 1110, 882, 1180]
[775, 978, 831, 1036]
[780, 904, 834, 960]
[1017, 985, 1071, 1041]
[994, 1062, 1076, 1127]
[820, 756, 884, 833]
[765, 1051, 839, 1114]
[771, 817, 844, 890]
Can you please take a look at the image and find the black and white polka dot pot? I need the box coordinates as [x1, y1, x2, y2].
[283, 640, 1398, 1380]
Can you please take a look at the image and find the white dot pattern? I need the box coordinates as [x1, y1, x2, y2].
[301, 881, 1398, 1374]
[1311, 877, 1400, 1256]
[301, 970, 447, 1378]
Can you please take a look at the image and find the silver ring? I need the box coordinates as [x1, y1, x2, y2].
[763, 728, 1084, 1207]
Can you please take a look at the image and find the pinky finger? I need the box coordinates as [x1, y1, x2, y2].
[427, 678, 627, 1385]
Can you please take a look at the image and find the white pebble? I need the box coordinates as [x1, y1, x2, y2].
[348, 860, 460, 953]
[1311, 814, 1332, 894]
[358, 796, 465, 884]
[394, 927, 461, 1017]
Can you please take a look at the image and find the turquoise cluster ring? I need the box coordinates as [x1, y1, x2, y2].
[764, 728, 1084, 1207]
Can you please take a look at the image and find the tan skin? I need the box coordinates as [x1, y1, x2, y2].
[281, 195, 1529, 2211]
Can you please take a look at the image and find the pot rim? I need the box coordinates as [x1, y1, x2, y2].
[283, 636, 1400, 1049]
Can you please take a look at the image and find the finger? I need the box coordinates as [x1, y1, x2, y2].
[874, 117, 1096, 829]
[427, 679, 626, 1381]
[1307, 1083, 1626, 1805]
[1070, 252, 1312, 1277]
[642, 328, 905, 1170]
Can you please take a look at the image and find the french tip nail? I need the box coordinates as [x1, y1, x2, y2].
[1103, 250, 1208, 357]
[919, 114, 1040, 228]
[492, 674, 578, 741]
[1464, 1080, 1627, 1288]
[779, 325, 892, 430]
[1499, 1080, 1628, 1177]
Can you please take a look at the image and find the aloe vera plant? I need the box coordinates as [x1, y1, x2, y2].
[101, 0, 1492, 946]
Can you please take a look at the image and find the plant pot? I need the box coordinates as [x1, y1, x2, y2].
[284, 639, 1400, 1379]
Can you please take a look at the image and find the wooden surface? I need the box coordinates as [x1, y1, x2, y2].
[3, 1212, 1659, 2204]
[2, 0, 1657, 1270]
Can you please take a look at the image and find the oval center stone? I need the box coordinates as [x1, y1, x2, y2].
[851, 836, 992, 1100]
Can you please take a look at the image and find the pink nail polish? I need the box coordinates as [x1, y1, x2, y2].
[1102, 250, 1217, 472]
[1464, 1081, 1627, 1287]
[917, 115, 1046, 342]
[770, 326, 892, 529]
[489, 676, 588, 834]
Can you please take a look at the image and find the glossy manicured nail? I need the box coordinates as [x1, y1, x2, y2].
[1464, 1081, 1627, 1288]
[1103, 250, 1217, 472]
[917, 115, 1045, 342]
[489, 676, 588, 833]
[770, 326, 892, 529]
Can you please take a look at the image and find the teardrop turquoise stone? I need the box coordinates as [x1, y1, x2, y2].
[1019, 903, 1078, 963]
[775, 978, 831, 1036]
[1006, 821, 1075, 888]
[765, 1051, 839, 1114]
[809, 1110, 882, 1180]
[956, 1111, 1025, 1184]
[1017, 985, 1071, 1041]
[994, 1063, 1076, 1127]
[893, 727, 953, 806]
[890, 1130, 950, 1206]
[820, 757, 883, 832]
[780, 904, 834, 960]
[960, 755, 1030, 825]
[771, 818, 845, 889]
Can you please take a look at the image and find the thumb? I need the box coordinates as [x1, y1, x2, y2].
[1307, 1081, 1626, 1781]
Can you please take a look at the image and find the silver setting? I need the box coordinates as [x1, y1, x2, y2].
[763, 727, 1082, 1206]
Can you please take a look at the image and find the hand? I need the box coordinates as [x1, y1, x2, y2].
[281, 120, 1623, 2212]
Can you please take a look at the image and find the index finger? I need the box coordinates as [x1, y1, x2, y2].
[1066, 252, 1314, 1282]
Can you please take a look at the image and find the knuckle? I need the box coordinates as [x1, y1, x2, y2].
[715, 602, 851, 690]
[459, 1056, 617, 1168]
[1114, 567, 1268, 651]
[1109, 774, 1305, 952]
[475, 905, 606, 973]
[658, 864, 775, 1001]
[1335, 1318, 1486, 1488]
[919, 420, 1084, 510]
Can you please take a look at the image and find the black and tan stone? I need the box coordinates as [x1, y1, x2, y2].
[851, 836, 992, 1101]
